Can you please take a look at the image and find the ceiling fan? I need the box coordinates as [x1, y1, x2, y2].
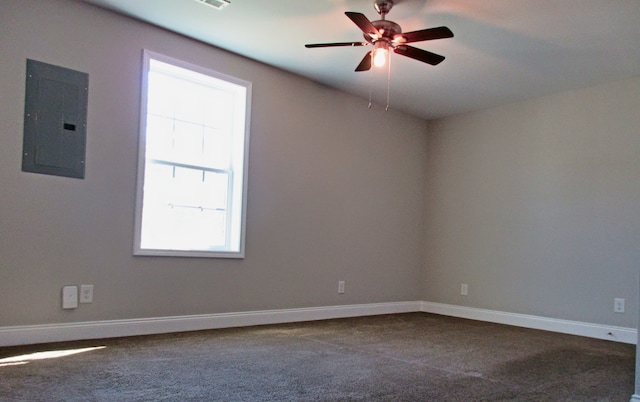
[305, 0, 454, 72]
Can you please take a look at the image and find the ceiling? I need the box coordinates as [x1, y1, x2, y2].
[81, 0, 640, 120]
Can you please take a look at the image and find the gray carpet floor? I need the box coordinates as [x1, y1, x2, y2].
[0, 313, 635, 401]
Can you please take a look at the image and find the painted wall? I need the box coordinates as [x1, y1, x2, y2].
[0, 0, 427, 327]
[423, 76, 640, 328]
[2, 0, 637, 335]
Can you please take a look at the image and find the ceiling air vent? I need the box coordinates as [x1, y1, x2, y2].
[195, 0, 230, 10]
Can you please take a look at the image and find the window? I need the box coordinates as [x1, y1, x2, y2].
[134, 50, 251, 258]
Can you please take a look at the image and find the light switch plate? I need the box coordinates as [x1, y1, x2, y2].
[62, 285, 78, 309]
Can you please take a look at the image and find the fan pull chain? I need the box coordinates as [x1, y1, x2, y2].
[385, 51, 391, 111]
[368, 58, 373, 109]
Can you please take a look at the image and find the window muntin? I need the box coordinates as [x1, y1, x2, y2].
[134, 51, 251, 258]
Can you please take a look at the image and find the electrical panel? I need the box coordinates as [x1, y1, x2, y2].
[22, 59, 88, 179]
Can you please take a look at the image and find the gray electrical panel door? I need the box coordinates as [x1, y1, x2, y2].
[22, 59, 88, 179]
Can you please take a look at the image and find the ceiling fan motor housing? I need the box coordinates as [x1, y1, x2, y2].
[368, 1, 402, 46]
[373, 20, 401, 39]
[374, 0, 394, 16]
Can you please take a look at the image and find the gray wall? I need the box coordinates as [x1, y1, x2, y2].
[1, 0, 638, 333]
[423, 76, 640, 328]
[0, 0, 427, 327]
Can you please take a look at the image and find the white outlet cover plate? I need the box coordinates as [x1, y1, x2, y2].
[80, 284, 94, 303]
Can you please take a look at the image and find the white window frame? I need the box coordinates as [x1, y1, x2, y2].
[134, 50, 251, 258]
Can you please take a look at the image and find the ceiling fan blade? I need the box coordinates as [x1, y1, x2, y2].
[305, 42, 367, 48]
[355, 51, 372, 72]
[345, 12, 380, 39]
[394, 45, 445, 65]
[395, 26, 454, 44]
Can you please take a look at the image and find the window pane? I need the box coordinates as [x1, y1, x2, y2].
[141, 205, 227, 250]
[173, 79, 207, 124]
[145, 115, 174, 159]
[203, 89, 233, 128]
[203, 127, 231, 167]
[147, 72, 177, 117]
[172, 121, 203, 164]
[141, 164, 229, 250]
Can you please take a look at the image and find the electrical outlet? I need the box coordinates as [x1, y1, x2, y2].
[614, 298, 625, 313]
[62, 286, 78, 309]
[80, 285, 93, 303]
[460, 283, 468, 296]
[338, 281, 345, 294]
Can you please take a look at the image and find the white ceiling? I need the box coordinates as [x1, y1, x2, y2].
[82, 0, 640, 120]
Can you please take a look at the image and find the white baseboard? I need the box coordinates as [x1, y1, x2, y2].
[1, 301, 636, 347]
[0, 301, 421, 347]
[421, 301, 637, 344]
[631, 395, 640, 402]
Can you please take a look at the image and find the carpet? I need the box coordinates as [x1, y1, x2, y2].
[0, 313, 634, 401]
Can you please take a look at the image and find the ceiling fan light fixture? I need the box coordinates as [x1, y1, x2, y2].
[372, 42, 389, 67]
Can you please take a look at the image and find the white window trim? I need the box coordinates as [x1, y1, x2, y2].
[133, 50, 252, 258]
